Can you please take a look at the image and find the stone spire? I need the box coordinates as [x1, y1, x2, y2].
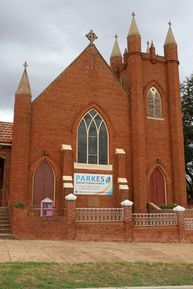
[111, 34, 122, 57]
[164, 21, 176, 45]
[146, 41, 150, 53]
[150, 40, 155, 56]
[128, 12, 140, 36]
[16, 62, 32, 96]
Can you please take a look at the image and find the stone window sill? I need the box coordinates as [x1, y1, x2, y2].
[74, 163, 113, 171]
[147, 116, 164, 121]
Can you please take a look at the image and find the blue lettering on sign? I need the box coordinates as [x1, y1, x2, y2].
[76, 175, 81, 181]
[76, 174, 110, 184]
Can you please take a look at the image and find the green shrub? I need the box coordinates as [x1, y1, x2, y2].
[15, 200, 25, 208]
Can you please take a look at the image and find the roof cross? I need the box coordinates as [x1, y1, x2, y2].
[168, 21, 172, 27]
[23, 61, 28, 69]
[86, 30, 98, 44]
[132, 12, 135, 17]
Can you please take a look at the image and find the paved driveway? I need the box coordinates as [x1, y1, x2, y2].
[1, 240, 193, 263]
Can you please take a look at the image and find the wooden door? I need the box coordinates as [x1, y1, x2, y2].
[33, 161, 54, 206]
[150, 169, 165, 204]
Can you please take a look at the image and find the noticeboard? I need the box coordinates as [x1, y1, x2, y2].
[74, 173, 113, 195]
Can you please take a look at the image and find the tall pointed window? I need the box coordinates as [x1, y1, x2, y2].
[147, 87, 162, 118]
[33, 161, 55, 206]
[78, 109, 108, 165]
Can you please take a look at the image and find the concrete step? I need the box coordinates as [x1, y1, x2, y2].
[0, 207, 9, 210]
[0, 233, 14, 239]
[0, 224, 11, 230]
[0, 213, 9, 216]
[0, 228, 11, 233]
[0, 223, 10, 226]
[0, 219, 10, 223]
[0, 218, 10, 223]
[0, 210, 9, 214]
[0, 214, 9, 218]
[0, 207, 11, 236]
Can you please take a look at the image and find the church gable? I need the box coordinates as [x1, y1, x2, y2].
[31, 44, 130, 140]
[33, 44, 127, 105]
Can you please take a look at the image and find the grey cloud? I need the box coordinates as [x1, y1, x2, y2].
[0, 0, 193, 121]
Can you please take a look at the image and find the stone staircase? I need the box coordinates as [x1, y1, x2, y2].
[0, 207, 14, 239]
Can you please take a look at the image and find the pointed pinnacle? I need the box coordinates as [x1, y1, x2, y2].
[128, 13, 140, 36]
[110, 35, 122, 57]
[150, 40, 155, 48]
[16, 63, 31, 96]
[164, 21, 176, 45]
[146, 41, 150, 53]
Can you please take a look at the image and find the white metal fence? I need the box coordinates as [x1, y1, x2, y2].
[76, 208, 124, 222]
[132, 213, 178, 226]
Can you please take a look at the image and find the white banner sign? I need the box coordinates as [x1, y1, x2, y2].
[74, 173, 113, 195]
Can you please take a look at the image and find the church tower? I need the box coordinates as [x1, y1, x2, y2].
[118, 14, 186, 211]
[10, 63, 32, 204]
[164, 22, 187, 206]
[123, 13, 147, 212]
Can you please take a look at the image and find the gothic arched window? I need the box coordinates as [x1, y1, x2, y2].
[147, 87, 162, 118]
[33, 161, 55, 206]
[77, 109, 108, 165]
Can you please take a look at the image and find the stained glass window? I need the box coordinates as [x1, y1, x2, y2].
[147, 87, 162, 118]
[77, 110, 108, 164]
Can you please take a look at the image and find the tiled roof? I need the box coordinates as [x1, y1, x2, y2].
[0, 122, 13, 144]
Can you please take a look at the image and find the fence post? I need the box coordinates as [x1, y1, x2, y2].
[65, 193, 77, 240]
[173, 205, 185, 243]
[121, 199, 133, 241]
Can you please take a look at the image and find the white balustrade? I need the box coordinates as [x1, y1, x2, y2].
[185, 218, 193, 230]
[76, 208, 124, 222]
[132, 213, 177, 226]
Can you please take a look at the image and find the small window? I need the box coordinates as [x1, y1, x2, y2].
[77, 109, 108, 165]
[147, 87, 162, 118]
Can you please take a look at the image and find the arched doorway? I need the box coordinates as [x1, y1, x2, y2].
[33, 161, 55, 207]
[149, 168, 166, 204]
[0, 158, 5, 207]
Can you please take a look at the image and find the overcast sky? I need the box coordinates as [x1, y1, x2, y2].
[0, 0, 193, 122]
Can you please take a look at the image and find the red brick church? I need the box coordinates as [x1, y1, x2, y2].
[0, 15, 188, 240]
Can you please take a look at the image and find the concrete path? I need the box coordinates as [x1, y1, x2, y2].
[0, 240, 193, 263]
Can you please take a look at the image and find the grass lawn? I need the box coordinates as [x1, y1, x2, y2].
[0, 261, 193, 289]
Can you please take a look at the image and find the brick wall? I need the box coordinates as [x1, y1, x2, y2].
[76, 222, 125, 241]
[10, 199, 193, 243]
[12, 208, 67, 240]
